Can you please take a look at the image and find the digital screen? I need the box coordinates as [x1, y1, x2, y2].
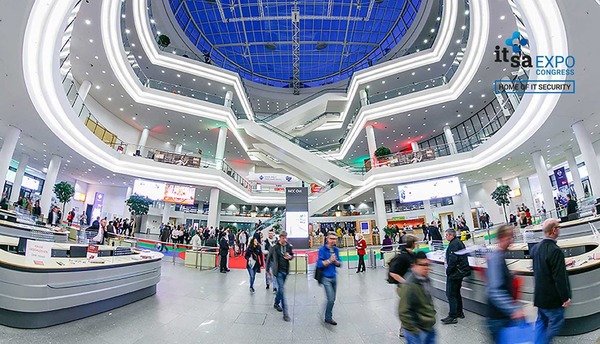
[164, 184, 195, 205]
[22, 176, 40, 190]
[285, 211, 309, 238]
[397, 176, 461, 203]
[133, 179, 166, 201]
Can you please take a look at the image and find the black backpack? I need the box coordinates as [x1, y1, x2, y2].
[387, 254, 403, 284]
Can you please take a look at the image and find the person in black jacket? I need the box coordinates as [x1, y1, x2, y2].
[428, 222, 443, 241]
[531, 219, 572, 343]
[219, 230, 231, 273]
[245, 237, 264, 293]
[388, 234, 418, 338]
[268, 231, 294, 321]
[442, 228, 470, 324]
[566, 194, 578, 219]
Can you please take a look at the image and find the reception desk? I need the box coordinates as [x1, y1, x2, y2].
[523, 215, 600, 240]
[0, 219, 69, 243]
[0, 235, 163, 328]
[427, 235, 600, 335]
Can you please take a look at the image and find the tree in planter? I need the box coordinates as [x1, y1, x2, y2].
[125, 195, 152, 235]
[53, 181, 75, 218]
[491, 185, 512, 223]
[374, 146, 392, 166]
[157, 34, 171, 50]
[382, 226, 398, 240]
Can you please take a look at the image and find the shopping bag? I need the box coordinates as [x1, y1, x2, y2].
[497, 321, 534, 344]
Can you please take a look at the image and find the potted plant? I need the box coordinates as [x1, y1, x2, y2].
[125, 194, 152, 233]
[53, 181, 75, 217]
[272, 223, 281, 234]
[157, 34, 171, 50]
[374, 146, 392, 165]
[491, 185, 511, 223]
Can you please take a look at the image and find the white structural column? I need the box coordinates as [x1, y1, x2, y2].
[411, 142, 419, 152]
[572, 121, 600, 197]
[0, 126, 21, 191]
[423, 199, 432, 224]
[359, 89, 369, 107]
[78, 80, 92, 101]
[162, 202, 171, 225]
[444, 125, 458, 154]
[137, 128, 149, 156]
[215, 127, 228, 170]
[207, 188, 221, 229]
[460, 183, 475, 228]
[532, 151, 554, 212]
[9, 153, 29, 202]
[373, 187, 387, 234]
[40, 155, 62, 215]
[565, 148, 585, 199]
[224, 91, 233, 108]
[365, 125, 377, 165]
[517, 176, 534, 210]
[175, 143, 183, 154]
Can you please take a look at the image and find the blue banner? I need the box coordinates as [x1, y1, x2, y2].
[91, 192, 104, 219]
[554, 167, 570, 206]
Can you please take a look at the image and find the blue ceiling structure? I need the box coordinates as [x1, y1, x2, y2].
[169, 0, 422, 88]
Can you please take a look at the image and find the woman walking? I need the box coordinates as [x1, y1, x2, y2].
[355, 233, 367, 273]
[245, 237, 264, 292]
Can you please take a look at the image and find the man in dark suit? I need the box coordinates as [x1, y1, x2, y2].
[566, 194, 578, 220]
[531, 219, 571, 343]
[219, 230, 230, 273]
[442, 228, 470, 325]
[47, 206, 61, 226]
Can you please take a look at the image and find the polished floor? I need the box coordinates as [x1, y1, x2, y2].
[0, 261, 598, 344]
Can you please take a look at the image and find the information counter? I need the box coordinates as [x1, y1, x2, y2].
[0, 235, 163, 328]
[523, 215, 600, 240]
[0, 209, 69, 243]
[427, 234, 600, 335]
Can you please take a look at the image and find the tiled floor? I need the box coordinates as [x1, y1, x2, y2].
[0, 262, 598, 344]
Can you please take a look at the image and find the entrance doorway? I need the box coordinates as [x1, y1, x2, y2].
[438, 212, 455, 232]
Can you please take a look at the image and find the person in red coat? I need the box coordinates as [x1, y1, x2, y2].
[355, 233, 367, 273]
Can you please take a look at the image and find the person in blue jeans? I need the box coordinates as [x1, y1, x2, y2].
[317, 231, 341, 325]
[263, 231, 278, 292]
[245, 237, 264, 293]
[531, 219, 571, 343]
[268, 231, 294, 322]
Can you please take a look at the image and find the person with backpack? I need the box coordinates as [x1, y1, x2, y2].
[388, 234, 418, 338]
[441, 228, 471, 325]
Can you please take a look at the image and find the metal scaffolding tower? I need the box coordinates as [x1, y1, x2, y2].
[291, 3, 300, 95]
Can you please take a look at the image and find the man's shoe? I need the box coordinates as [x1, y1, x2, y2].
[225, 269, 231, 272]
[325, 319, 338, 326]
[273, 288, 277, 292]
[356, 270, 360, 273]
[266, 284, 270, 290]
[250, 287, 255, 293]
[283, 315, 291, 322]
[457, 313, 465, 319]
[274, 304, 283, 312]
[220, 270, 226, 273]
[441, 317, 457, 325]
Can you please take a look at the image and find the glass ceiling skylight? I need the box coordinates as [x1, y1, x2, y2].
[169, 0, 422, 88]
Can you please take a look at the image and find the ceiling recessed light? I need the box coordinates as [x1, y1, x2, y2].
[208, 82, 211, 86]
[89, 39, 93, 43]
[500, 15, 506, 20]
[108, 97, 112, 101]
[125, 29, 131, 34]
[95, 85, 100, 89]
[85, 19, 91, 25]
[119, 108, 123, 111]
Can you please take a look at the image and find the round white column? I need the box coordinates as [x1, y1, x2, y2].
[565, 148, 585, 199]
[215, 127, 227, 170]
[224, 91, 233, 108]
[207, 188, 221, 229]
[162, 202, 171, 225]
[137, 128, 149, 156]
[411, 142, 419, 152]
[444, 125, 458, 154]
[359, 89, 369, 107]
[0, 126, 21, 191]
[460, 183, 475, 228]
[9, 153, 29, 203]
[532, 151, 554, 213]
[373, 187, 387, 235]
[78, 80, 92, 101]
[365, 125, 377, 166]
[40, 155, 62, 216]
[572, 120, 600, 198]
[175, 143, 183, 154]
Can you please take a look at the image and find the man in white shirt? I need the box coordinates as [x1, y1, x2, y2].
[92, 219, 107, 244]
[191, 230, 202, 250]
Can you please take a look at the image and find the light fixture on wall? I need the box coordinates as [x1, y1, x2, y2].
[250, 210, 257, 217]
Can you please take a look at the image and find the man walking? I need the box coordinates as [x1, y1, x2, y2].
[219, 230, 230, 273]
[263, 230, 278, 291]
[389, 234, 418, 337]
[442, 228, 470, 324]
[317, 231, 341, 325]
[269, 231, 294, 321]
[485, 225, 525, 342]
[531, 219, 571, 343]
[398, 251, 436, 343]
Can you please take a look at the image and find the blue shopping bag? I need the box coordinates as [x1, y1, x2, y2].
[497, 321, 535, 344]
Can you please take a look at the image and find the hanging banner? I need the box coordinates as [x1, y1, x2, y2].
[91, 192, 104, 219]
[553, 167, 570, 206]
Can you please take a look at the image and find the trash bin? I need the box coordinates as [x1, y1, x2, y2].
[369, 249, 377, 269]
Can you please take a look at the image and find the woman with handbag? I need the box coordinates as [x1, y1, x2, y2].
[355, 233, 367, 273]
[245, 237, 264, 293]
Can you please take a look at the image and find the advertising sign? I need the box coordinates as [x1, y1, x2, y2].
[87, 244, 99, 260]
[285, 211, 309, 238]
[25, 240, 53, 261]
[285, 187, 309, 249]
[163, 184, 195, 205]
[133, 179, 166, 200]
[310, 183, 322, 194]
[397, 176, 461, 203]
[91, 192, 104, 219]
[554, 167, 570, 206]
